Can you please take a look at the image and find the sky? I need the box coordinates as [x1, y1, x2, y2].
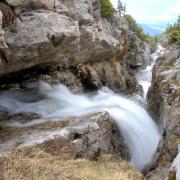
[110, 0, 180, 31]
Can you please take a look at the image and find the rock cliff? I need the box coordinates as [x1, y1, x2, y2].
[0, 1, 152, 178]
[147, 46, 180, 178]
[0, 0, 150, 94]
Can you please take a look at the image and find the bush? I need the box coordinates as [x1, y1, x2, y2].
[165, 15, 180, 45]
[100, 0, 116, 17]
[168, 27, 180, 45]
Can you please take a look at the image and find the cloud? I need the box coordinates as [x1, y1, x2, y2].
[110, 0, 179, 24]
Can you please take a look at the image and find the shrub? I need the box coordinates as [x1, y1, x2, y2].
[168, 27, 180, 45]
[100, 0, 116, 17]
[165, 15, 180, 45]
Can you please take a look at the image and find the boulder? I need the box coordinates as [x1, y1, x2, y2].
[0, 0, 150, 95]
[0, 11, 80, 77]
[0, 112, 129, 160]
[5, 0, 54, 14]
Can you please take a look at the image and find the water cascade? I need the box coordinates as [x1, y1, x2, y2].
[138, 45, 165, 98]
[0, 46, 164, 171]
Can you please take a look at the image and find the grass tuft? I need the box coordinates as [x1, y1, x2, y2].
[1, 146, 144, 180]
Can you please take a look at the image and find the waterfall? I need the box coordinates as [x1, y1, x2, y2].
[0, 81, 160, 171]
[138, 45, 165, 98]
[0, 46, 166, 171]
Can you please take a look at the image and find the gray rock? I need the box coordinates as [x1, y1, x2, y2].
[5, 0, 54, 14]
[167, 152, 180, 180]
[1, 11, 80, 76]
[147, 46, 180, 165]
[0, 0, 150, 95]
[0, 112, 129, 160]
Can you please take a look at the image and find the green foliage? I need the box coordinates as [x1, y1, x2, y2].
[149, 35, 159, 49]
[124, 14, 149, 42]
[165, 15, 180, 45]
[100, 0, 116, 17]
[168, 27, 180, 45]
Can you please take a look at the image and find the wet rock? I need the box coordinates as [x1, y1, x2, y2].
[0, 112, 129, 160]
[129, 63, 143, 69]
[22, 70, 84, 93]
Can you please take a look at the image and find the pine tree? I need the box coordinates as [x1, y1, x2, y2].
[117, 0, 126, 16]
[117, 0, 123, 16]
[122, 3, 126, 15]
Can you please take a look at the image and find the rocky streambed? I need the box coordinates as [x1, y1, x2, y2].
[0, 46, 163, 174]
[0, 0, 179, 179]
[0, 44, 179, 180]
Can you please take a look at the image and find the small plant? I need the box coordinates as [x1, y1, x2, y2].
[100, 0, 116, 17]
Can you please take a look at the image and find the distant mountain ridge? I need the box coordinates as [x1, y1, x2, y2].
[140, 23, 166, 36]
[140, 24, 163, 36]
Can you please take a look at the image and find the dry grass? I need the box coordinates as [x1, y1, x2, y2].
[0, 146, 144, 180]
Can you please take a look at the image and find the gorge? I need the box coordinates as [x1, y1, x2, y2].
[0, 0, 179, 179]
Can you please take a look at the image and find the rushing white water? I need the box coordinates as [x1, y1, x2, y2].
[138, 45, 165, 98]
[0, 82, 160, 171]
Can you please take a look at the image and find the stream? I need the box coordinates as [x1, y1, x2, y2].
[0, 45, 164, 171]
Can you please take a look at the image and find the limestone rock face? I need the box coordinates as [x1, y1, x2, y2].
[125, 28, 151, 69]
[147, 47, 180, 163]
[0, 112, 129, 160]
[0, 0, 150, 94]
[0, 11, 80, 76]
[77, 60, 141, 93]
[5, 0, 54, 14]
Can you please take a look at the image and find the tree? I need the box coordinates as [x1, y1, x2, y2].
[165, 15, 180, 45]
[117, 0, 126, 16]
[123, 3, 126, 15]
[100, 0, 116, 17]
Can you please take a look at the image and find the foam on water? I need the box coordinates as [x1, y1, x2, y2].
[138, 45, 165, 98]
[0, 82, 160, 171]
